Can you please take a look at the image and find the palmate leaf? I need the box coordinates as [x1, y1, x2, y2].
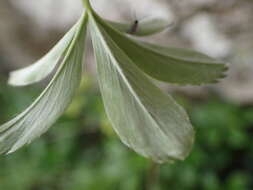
[0, 13, 87, 154]
[89, 13, 194, 163]
[8, 17, 83, 86]
[107, 16, 172, 36]
[94, 13, 228, 85]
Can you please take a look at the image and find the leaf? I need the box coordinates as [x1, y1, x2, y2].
[89, 13, 194, 163]
[139, 41, 223, 64]
[0, 13, 87, 154]
[8, 17, 83, 86]
[107, 16, 172, 36]
[93, 13, 228, 85]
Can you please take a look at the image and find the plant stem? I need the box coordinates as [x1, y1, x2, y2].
[81, 0, 92, 11]
[145, 161, 160, 190]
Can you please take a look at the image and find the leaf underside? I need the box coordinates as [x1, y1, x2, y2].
[107, 16, 172, 36]
[89, 13, 194, 163]
[1, 4, 228, 164]
[0, 14, 87, 154]
[8, 18, 83, 86]
[99, 14, 228, 85]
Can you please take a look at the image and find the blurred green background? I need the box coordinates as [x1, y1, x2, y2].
[1, 0, 253, 189]
[1, 74, 253, 190]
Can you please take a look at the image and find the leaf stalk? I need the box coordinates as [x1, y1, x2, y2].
[82, 0, 92, 11]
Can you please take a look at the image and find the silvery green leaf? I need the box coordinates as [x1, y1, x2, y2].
[0, 13, 87, 154]
[89, 14, 194, 163]
[107, 16, 172, 36]
[96, 15, 228, 85]
[8, 18, 82, 86]
[138, 41, 223, 64]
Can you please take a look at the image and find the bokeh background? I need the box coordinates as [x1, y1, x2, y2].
[1, 0, 253, 189]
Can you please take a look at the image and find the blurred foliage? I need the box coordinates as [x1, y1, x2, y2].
[1, 72, 253, 190]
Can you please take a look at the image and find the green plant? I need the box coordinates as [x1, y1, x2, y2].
[0, 0, 227, 163]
